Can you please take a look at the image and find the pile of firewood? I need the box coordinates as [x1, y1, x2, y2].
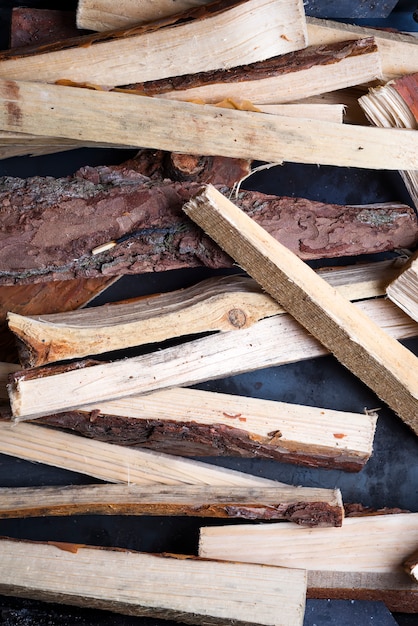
[0, 0, 418, 623]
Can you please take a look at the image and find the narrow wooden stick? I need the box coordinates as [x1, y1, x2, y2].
[7, 297, 418, 421]
[0, 538, 307, 625]
[0, 421, 280, 487]
[126, 39, 382, 105]
[8, 262, 403, 367]
[0, 483, 344, 526]
[183, 185, 418, 435]
[0, 79, 417, 170]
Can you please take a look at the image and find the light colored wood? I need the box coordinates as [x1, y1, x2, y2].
[359, 78, 418, 212]
[0, 538, 307, 625]
[150, 40, 382, 105]
[257, 103, 344, 122]
[0, 105, 343, 158]
[199, 513, 418, 573]
[77, 0, 212, 31]
[7, 262, 403, 366]
[183, 185, 418, 434]
[0, 421, 281, 486]
[0, 0, 307, 87]
[387, 253, 418, 323]
[403, 549, 418, 583]
[0, 483, 343, 526]
[306, 17, 418, 80]
[0, 80, 418, 170]
[7, 297, 418, 421]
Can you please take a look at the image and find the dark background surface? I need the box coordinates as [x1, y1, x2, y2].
[0, 1, 418, 625]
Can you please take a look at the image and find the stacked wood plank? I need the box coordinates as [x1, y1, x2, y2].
[1, 1, 418, 622]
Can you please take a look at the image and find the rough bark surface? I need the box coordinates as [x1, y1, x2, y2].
[0, 158, 416, 285]
[10, 9, 87, 49]
[35, 412, 365, 471]
[125, 38, 378, 95]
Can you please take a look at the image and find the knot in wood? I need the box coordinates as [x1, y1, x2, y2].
[228, 308, 247, 328]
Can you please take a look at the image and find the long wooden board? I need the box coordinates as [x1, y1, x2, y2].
[7, 297, 418, 421]
[0, 79, 417, 170]
[0, 538, 307, 625]
[0, 483, 344, 526]
[183, 185, 418, 434]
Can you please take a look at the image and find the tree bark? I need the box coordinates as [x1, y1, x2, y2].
[0, 160, 416, 286]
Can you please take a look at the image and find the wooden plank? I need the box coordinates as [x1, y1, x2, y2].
[0, 538, 307, 625]
[7, 263, 403, 367]
[306, 17, 418, 80]
[126, 39, 382, 105]
[183, 185, 418, 434]
[199, 513, 418, 572]
[0, 80, 417, 170]
[35, 386, 377, 471]
[0, 0, 308, 88]
[77, 0, 212, 31]
[0, 421, 280, 487]
[7, 296, 418, 421]
[0, 483, 344, 526]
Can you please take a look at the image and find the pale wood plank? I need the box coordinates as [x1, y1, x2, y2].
[7, 263, 402, 366]
[77, 0, 211, 31]
[7, 297, 418, 421]
[0, 0, 307, 88]
[0, 79, 417, 170]
[387, 253, 418, 324]
[183, 185, 418, 434]
[306, 17, 418, 80]
[199, 513, 418, 573]
[0, 483, 344, 526]
[0, 538, 307, 625]
[0, 421, 279, 486]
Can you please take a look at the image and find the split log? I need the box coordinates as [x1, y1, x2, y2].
[0, 166, 416, 286]
[0, 0, 308, 88]
[123, 39, 382, 105]
[404, 550, 418, 583]
[1, 81, 418, 170]
[10, 8, 85, 49]
[306, 17, 418, 80]
[0, 483, 344, 526]
[34, 386, 377, 471]
[199, 513, 418, 611]
[359, 72, 418, 211]
[0, 421, 280, 487]
[7, 297, 418, 421]
[386, 252, 418, 324]
[0, 538, 307, 625]
[7, 262, 404, 367]
[183, 185, 418, 435]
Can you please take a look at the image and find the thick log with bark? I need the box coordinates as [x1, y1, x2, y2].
[10, 8, 86, 49]
[0, 164, 416, 286]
